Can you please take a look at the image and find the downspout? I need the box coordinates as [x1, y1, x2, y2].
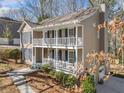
[100, 3, 108, 53]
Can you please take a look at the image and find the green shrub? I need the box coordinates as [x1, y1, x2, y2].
[42, 67, 77, 88]
[55, 71, 65, 82]
[81, 74, 96, 93]
[41, 64, 52, 73]
[62, 74, 76, 88]
[9, 49, 20, 63]
[49, 69, 56, 78]
[0, 49, 12, 60]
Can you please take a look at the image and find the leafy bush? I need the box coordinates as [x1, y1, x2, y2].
[0, 49, 12, 60]
[81, 74, 96, 93]
[41, 64, 52, 73]
[49, 69, 56, 78]
[40, 64, 77, 88]
[9, 49, 20, 63]
[55, 71, 65, 82]
[62, 74, 76, 88]
[51, 71, 76, 88]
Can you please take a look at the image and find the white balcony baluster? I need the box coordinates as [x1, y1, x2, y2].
[42, 58, 76, 74]
[33, 37, 82, 47]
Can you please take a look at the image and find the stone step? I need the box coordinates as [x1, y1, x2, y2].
[7, 72, 17, 76]
[15, 79, 27, 86]
[18, 84, 35, 93]
[13, 76, 25, 82]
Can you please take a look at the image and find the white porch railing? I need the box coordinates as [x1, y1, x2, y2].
[42, 58, 76, 74]
[33, 37, 82, 47]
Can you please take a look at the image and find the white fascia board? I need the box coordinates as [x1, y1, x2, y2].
[33, 20, 79, 31]
[79, 10, 97, 22]
[17, 22, 26, 33]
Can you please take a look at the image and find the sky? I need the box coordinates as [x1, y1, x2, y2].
[0, 0, 89, 17]
[0, 0, 23, 16]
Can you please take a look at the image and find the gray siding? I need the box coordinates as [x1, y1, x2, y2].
[22, 32, 32, 44]
[24, 48, 32, 61]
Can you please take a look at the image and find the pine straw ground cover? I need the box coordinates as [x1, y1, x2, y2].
[0, 77, 19, 93]
[0, 59, 28, 93]
[26, 72, 82, 93]
[0, 59, 28, 73]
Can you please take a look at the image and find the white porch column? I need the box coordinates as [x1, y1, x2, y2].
[54, 30, 56, 45]
[56, 29, 58, 69]
[42, 48, 44, 63]
[82, 25, 84, 66]
[75, 26, 78, 73]
[55, 48, 58, 69]
[48, 48, 49, 59]
[75, 26, 78, 72]
[68, 28, 70, 46]
[43, 31, 45, 45]
[68, 50, 69, 63]
[32, 31, 34, 64]
[35, 47, 36, 63]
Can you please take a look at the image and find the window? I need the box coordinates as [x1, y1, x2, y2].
[69, 28, 75, 37]
[58, 29, 62, 37]
[52, 50, 54, 58]
[52, 30, 54, 38]
[69, 50, 74, 63]
[47, 31, 50, 38]
[24, 49, 32, 61]
[58, 50, 62, 60]
[65, 29, 68, 37]
[30, 32, 32, 43]
[65, 50, 68, 61]
[22, 32, 32, 44]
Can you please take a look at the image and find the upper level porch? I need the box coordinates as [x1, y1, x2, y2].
[33, 26, 83, 47]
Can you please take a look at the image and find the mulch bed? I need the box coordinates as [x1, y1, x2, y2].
[0, 59, 28, 73]
[26, 72, 72, 93]
[0, 77, 19, 93]
[0, 59, 29, 93]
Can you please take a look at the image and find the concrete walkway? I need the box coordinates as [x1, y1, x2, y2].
[8, 68, 37, 93]
[97, 76, 124, 93]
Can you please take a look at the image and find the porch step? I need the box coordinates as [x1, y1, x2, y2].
[7, 72, 17, 76]
[13, 76, 25, 82]
[15, 79, 27, 86]
[18, 84, 35, 93]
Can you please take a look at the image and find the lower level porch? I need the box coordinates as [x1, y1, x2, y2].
[33, 47, 83, 74]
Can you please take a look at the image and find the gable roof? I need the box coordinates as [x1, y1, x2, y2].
[35, 7, 98, 29]
[0, 17, 21, 23]
[19, 7, 99, 31]
[24, 20, 39, 28]
[17, 20, 40, 32]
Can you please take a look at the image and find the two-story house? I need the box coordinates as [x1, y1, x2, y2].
[19, 4, 108, 74]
